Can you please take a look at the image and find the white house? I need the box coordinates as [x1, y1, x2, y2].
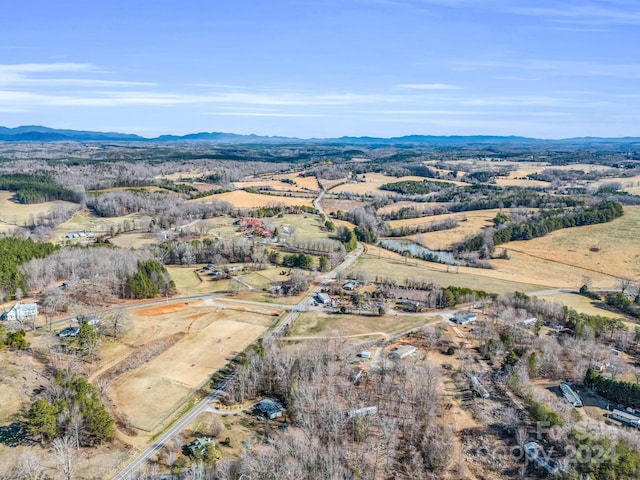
[2, 302, 38, 322]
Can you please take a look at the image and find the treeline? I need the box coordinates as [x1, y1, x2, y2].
[0, 236, 58, 299]
[26, 370, 114, 446]
[604, 292, 640, 319]
[241, 204, 315, 218]
[152, 237, 266, 266]
[584, 368, 640, 410]
[387, 218, 458, 237]
[21, 247, 145, 306]
[0, 173, 82, 204]
[125, 260, 175, 299]
[458, 200, 623, 252]
[86, 189, 233, 227]
[380, 179, 449, 195]
[563, 306, 627, 340]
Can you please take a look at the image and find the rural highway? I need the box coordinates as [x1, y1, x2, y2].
[112, 374, 236, 480]
[112, 241, 364, 479]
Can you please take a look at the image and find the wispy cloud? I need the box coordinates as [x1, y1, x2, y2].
[396, 83, 461, 90]
[450, 58, 640, 79]
[206, 112, 329, 117]
[510, 1, 640, 25]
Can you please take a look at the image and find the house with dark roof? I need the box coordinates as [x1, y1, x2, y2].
[254, 399, 283, 419]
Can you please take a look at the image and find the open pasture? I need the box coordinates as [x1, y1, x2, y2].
[106, 300, 273, 432]
[233, 179, 313, 193]
[0, 191, 78, 227]
[500, 205, 640, 287]
[395, 209, 501, 250]
[354, 245, 549, 295]
[191, 189, 315, 208]
[329, 173, 434, 195]
[292, 310, 424, 337]
[319, 197, 368, 214]
[534, 292, 627, 319]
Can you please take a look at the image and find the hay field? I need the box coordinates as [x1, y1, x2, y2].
[233, 179, 313, 193]
[107, 300, 272, 432]
[166, 266, 209, 294]
[378, 201, 440, 216]
[319, 198, 367, 214]
[395, 209, 500, 250]
[191, 190, 314, 208]
[355, 245, 549, 294]
[272, 213, 328, 240]
[108, 232, 158, 249]
[329, 173, 433, 195]
[0, 191, 78, 227]
[534, 292, 625, 319]
[53, 211, 154, 242]
[499, 205, 640, 287]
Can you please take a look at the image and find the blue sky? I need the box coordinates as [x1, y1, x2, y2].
[1, 0, 639, 138]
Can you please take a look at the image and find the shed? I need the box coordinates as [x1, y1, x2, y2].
[451, 313, 477, 325]
[390, 345, 417, 359]
[315, 292, 332, 305]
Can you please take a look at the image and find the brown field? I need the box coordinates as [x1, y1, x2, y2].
[191, 189, 314, 208]
[106, 300, 273, 432]
[390, 209, 500, 249]
[534, 292, 628, 319]
[0, 191, 78, 227]
[53, 210, 155, 242]
[292, 310, 426, 337]
[319, 197, 368, 214]
[500, 205, 640, 287]
[355, 245, 549, 294]
[329, 173, 434, 195]
[0, 351, 46, 423]
[108, 231, 159, 249]
[377, 201, 441, 216]
[233, 179, 313, 193]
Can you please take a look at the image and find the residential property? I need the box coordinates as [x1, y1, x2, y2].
[185, 437, 215, 456]
[559, 382, 583, 407]
[451, 313, 477, 325]
[359, 351, 371, 359]
[1, 302, 38, 322]
[390, 345, 417, 359]
[610, 409, 640, 429]
[254, 399, 283, 420]
[522, 317, 538, 326]
[342, 280, 357, 290]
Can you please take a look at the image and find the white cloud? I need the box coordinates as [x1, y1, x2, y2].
[206, 112, 329, 117]
[396, 83, 461, 90]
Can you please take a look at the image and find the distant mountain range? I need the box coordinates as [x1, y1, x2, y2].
[1, 125, 639, 146]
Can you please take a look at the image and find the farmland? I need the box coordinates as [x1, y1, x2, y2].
[1, 139, 640, 479]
